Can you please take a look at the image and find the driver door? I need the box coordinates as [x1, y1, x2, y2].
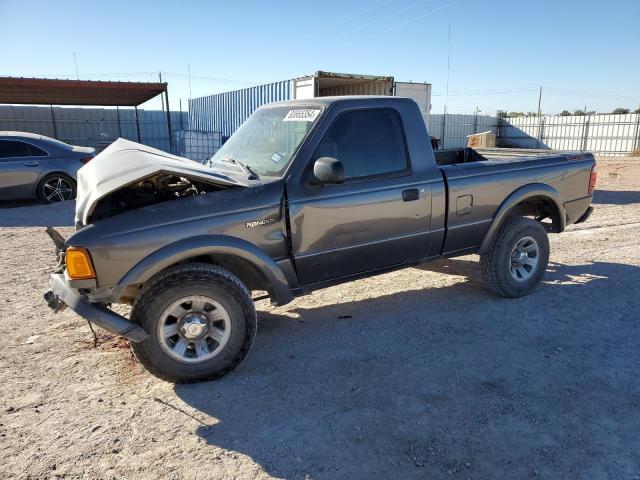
[286, 107, 431, 285]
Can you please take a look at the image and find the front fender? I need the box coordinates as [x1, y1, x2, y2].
[477, 183, 565, 255]
[117, 235, 294, 305]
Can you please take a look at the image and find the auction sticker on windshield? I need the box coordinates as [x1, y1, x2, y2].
[283, 109, 320, 122]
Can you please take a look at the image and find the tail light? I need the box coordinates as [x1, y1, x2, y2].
[80, 157, 93, 164]
[588, 165, 597, 195]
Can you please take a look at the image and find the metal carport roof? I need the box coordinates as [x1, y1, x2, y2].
[0, 77, 166, 106]
[0, 77, 173, 149]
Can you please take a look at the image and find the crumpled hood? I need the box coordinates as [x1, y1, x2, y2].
[75, 138, 247, 226]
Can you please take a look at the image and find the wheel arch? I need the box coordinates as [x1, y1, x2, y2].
[117, 235, 294, 306]
[36, 171, 77, 201]
[37, 170, 77, 185]
[478, 183, 565, 255]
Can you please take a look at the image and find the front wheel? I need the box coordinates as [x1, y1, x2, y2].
[480, 216, 550, 298]
[130, 263, 257, 383]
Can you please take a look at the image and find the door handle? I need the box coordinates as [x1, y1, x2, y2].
[24, 161, 39, 167]
[402, 188, 420, 202]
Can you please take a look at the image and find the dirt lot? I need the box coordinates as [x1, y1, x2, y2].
[1, 157, 639, 480]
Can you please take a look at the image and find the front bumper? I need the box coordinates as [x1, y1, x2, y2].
[44, 273, 148, 343]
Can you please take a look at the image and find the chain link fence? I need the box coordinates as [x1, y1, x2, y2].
[173, 130, 222, 163]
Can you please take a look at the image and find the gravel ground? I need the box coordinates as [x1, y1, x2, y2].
[1, 157, 639, 480]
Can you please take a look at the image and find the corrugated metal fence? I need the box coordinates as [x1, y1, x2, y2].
[4, 105, 638, 158]
[189, 80, 292, 139]
[428, 114, 498, 149]
[0, 105, 188, 153]
[500, 114, 640, 156]
[427, 113, 640, 155]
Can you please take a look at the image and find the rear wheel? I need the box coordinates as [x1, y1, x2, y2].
[37, 173, 76, 203]
[480, 216, 549, 298]
[130, 263, 257, 383]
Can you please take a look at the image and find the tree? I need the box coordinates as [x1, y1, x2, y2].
[573, 110, 585, 116]
[559, 110, 571, 116]
[634, 106, 640, 114]
[612, 108, 630, 114]
[507, 111, 525, 117]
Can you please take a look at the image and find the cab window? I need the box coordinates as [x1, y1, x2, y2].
[313, 108, 409, 179]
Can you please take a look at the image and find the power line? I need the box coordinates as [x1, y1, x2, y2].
[430, 86, 640, 100]
[334, 0, 437, 37]
[322, 0, 397, 27]
[432, 88, 539, 96]
[379, 0, 465, 33]
[162, 71, 256, 85]
[544, 86, 640, 101]
[4, 70, 259, 87]
[446, 87, 539, 94]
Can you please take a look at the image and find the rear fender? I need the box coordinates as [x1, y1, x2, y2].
[117, 235, 294, 306]
[477, 183, 565, 254]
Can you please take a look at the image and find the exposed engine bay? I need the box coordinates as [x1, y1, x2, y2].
[74, 138, 247, 227]
[88, 174, 231, 223]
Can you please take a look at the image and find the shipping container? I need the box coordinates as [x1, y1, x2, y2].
[188, 79, 291, 138]
[394, 81, 432, 127]
[291, 71, 393, 98]
[189, 71, 432, 139]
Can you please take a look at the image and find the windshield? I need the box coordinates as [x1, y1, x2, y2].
[209, 106, 322, 178]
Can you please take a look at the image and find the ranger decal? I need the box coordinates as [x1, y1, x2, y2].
[245, 218, 276, 228]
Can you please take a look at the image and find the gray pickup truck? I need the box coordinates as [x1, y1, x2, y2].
[44, 96, 596, 383]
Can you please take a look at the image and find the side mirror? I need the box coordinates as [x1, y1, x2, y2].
[313, 157, 345, 184]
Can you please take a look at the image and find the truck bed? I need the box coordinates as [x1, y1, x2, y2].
[434, 147, 595, 255]
[434, 147, 578, 166]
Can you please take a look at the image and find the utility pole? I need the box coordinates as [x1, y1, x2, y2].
[444, 24, 451, 115]
[159, 72, 165, 112]
[73, 52, 79, 79]
[473, 106, 479, 134]
[443, 24, 451, 149]
[537, 86, 542, 117]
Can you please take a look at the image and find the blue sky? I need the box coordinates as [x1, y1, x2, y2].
[1, 0, 639, 114]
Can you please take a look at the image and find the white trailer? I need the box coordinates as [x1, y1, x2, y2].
[292, 71, 431, 126]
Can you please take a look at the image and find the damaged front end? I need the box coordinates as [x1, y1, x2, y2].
[74, 138, 247, 227]
[44, 139, 249, 342]
[43, 226, 149, 342]
[88, 173, 228, 224]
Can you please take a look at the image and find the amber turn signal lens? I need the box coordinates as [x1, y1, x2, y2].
[66, 247, 96, 279]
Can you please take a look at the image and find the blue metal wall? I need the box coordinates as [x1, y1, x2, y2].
[188, 80, 292, 138]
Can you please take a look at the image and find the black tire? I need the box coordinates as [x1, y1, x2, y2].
[480, 216, 550, 298]
[37, 173, 76, 203]
[130, 263, 257, 383]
